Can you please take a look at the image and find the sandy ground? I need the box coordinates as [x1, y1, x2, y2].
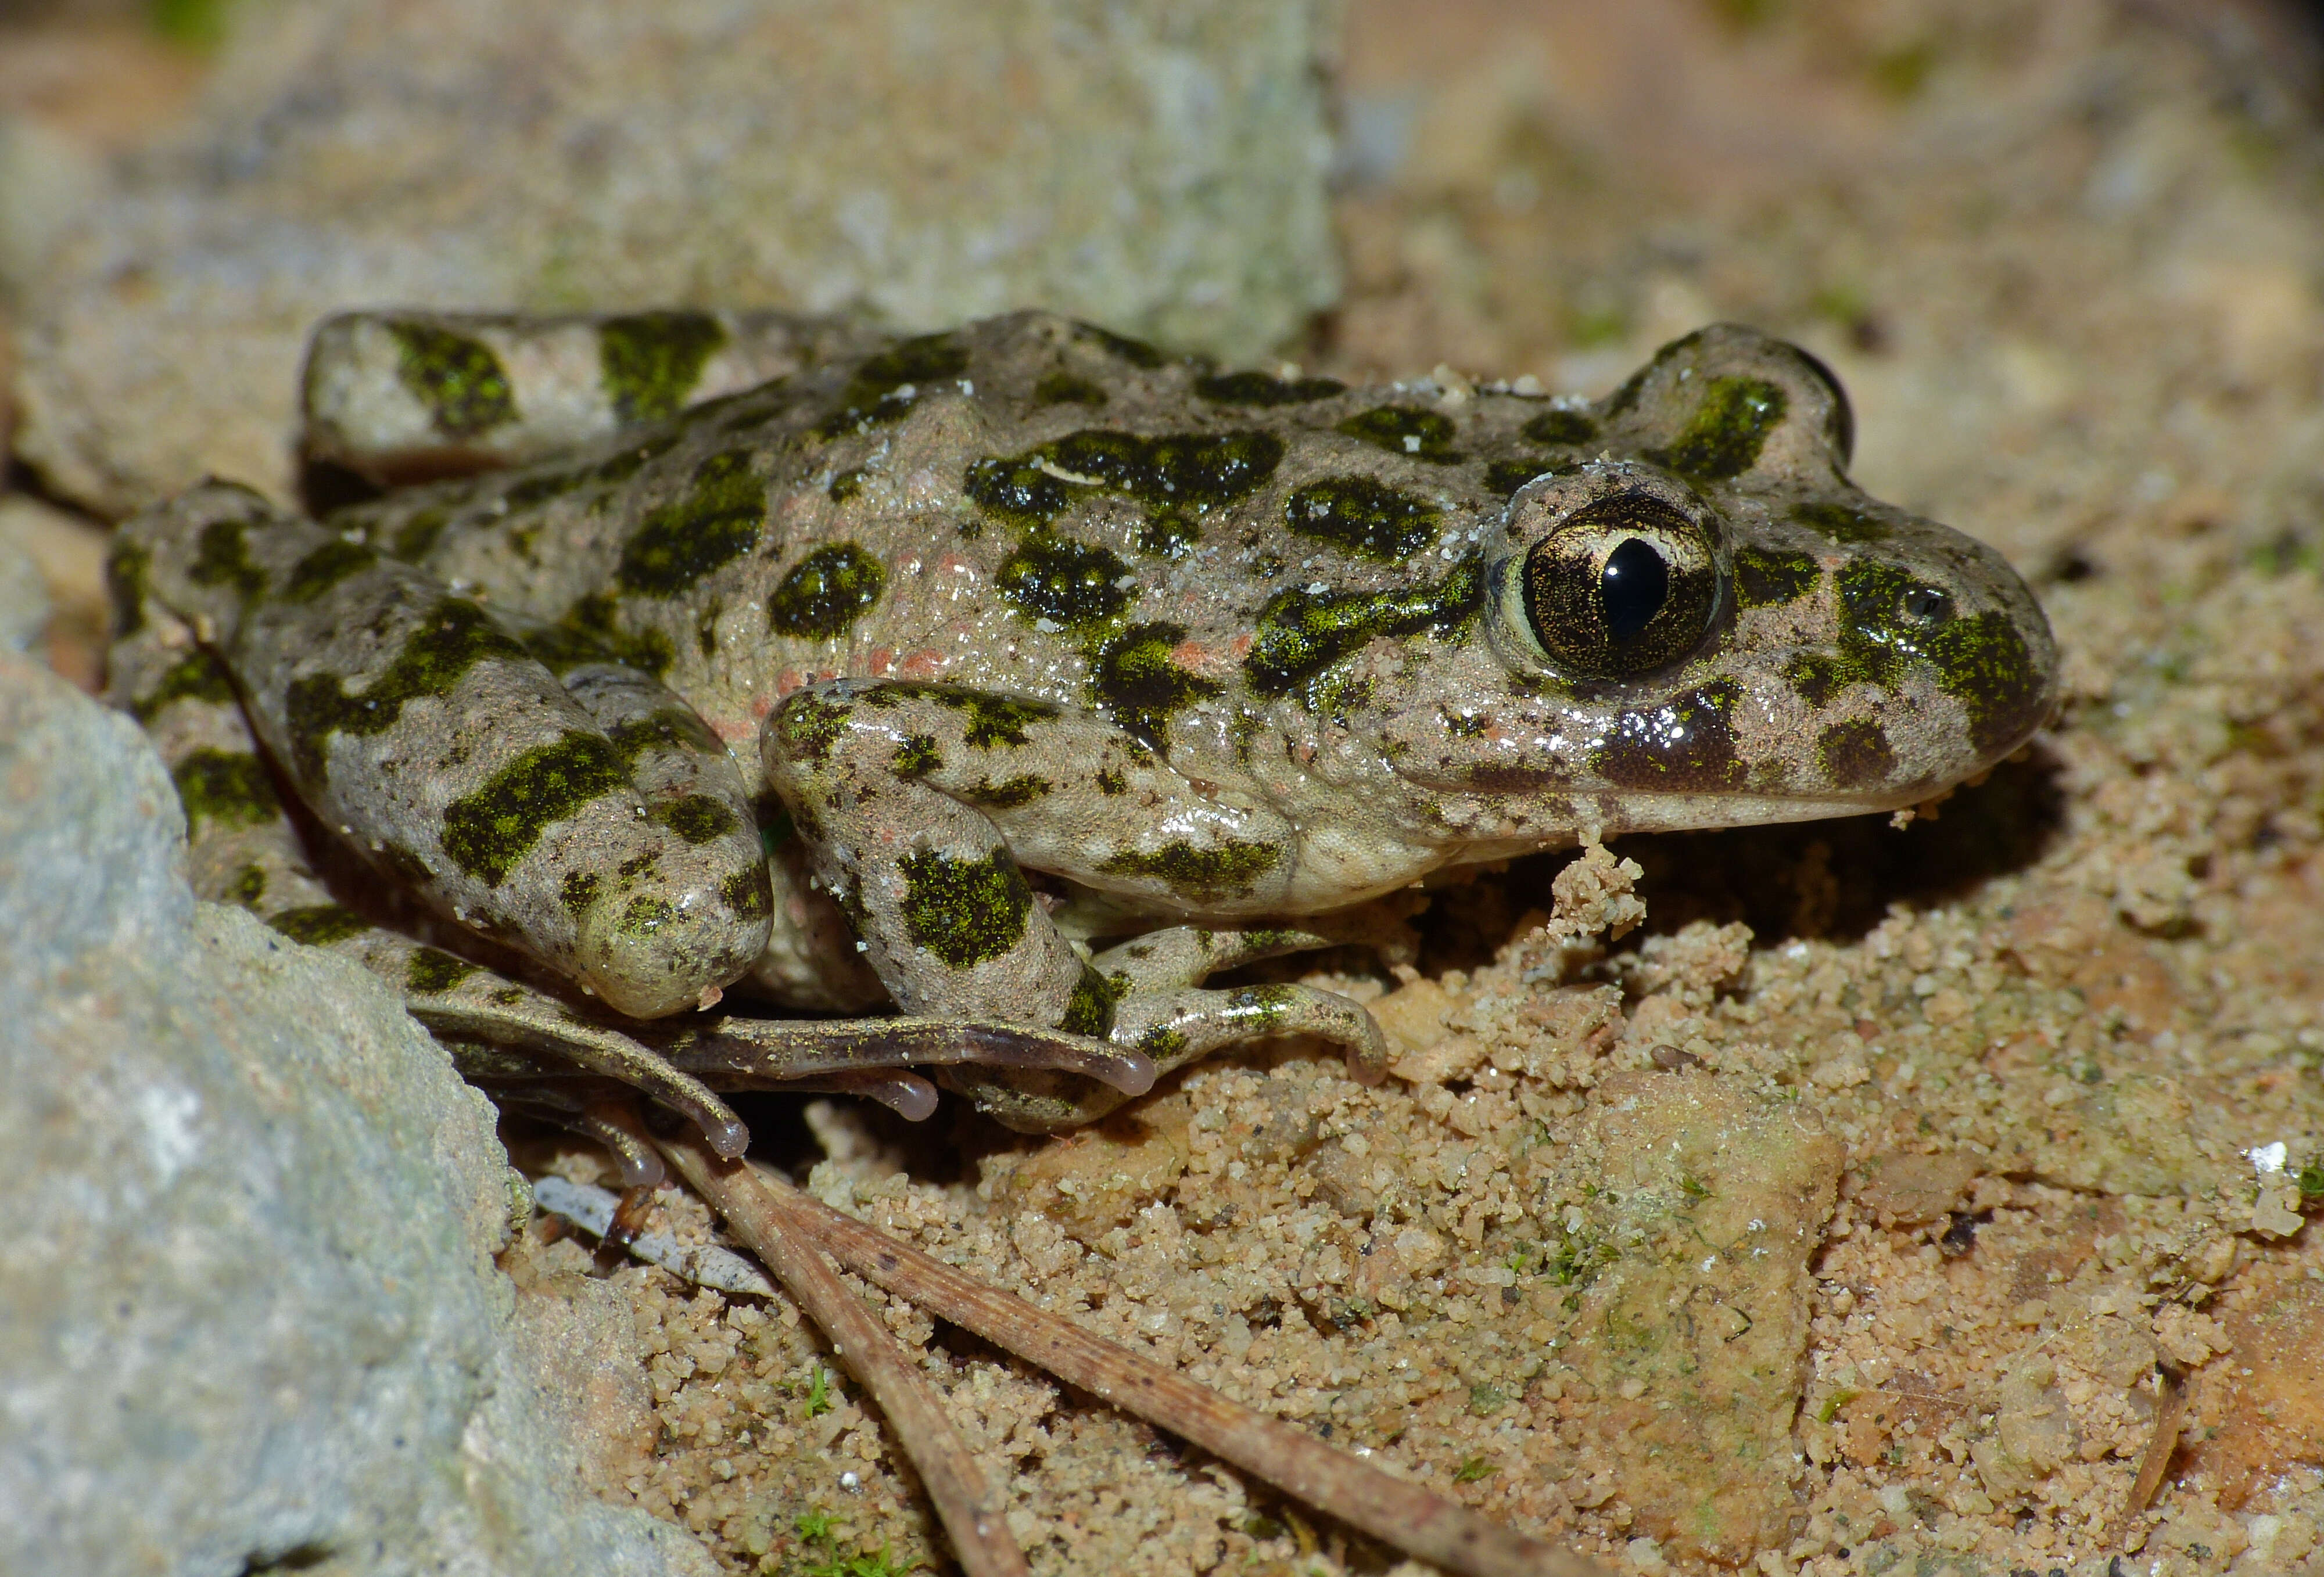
[12, 1, 2324, 1573]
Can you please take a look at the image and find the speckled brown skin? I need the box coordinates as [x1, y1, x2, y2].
[112, 310, 2056, 1137]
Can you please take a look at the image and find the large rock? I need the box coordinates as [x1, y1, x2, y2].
[10, 0, 1340, 516]
[0, 653, 712, 1577]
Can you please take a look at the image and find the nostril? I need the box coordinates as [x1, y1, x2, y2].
[1900, 586, 1952, 624]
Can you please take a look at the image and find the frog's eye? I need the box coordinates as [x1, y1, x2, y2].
[1521, 492, 1720, 679]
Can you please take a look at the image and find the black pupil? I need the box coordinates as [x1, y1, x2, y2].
[1600, 537, 1669, 642]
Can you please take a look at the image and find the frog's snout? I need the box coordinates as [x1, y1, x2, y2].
[574, 871, 772, 1020]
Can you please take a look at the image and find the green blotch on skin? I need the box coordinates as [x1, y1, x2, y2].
[720, 864, 773, 921]
[283, 597, 532, 785]
[107, 537, 152, 637]
[1060, 960, 1118, 1036]
[1073, 322, 1165, 368]
[440, 731, 630, 886]
[1096, 839, 1279, 904]
[1817, 717, 1898, 788]
[390, 507, 451, 563]
[189, 517, 266, 597]
[1337, 405, 1462, 463]
[1138, 1024, 1189, 1059]
[772, 693, 853, 765]
[1520, 409, 1598, 446]
[1590, 681, 1745, 792]
[617, 449, 765, 597]
[522, 593, 676, 680]
[962, 429, 1285, 530]
[617, 895, 674, 939]
[133, 650, 238, 721]
[1283, 476, 1439, 562]
[1785, 653, 1849, 709]
[1244, 556, 1484, 699]
[221, 862, 268, 908]
[1792, 500, 1892, 544]
[1652, 376, 1787, 482]
[891, 734, 942, 776]
[407, 946, 482, 995]
[606, 707, 725, 767]
[171, 748, 281, 831]
[1095, 767, 1128, 795]
[561, 868, 601, 917]
[1220, 984, 1296, 1032]
[1925, 609, 2044, 753]
[963, 774, 1051, 809]
[600, 310, 727, 423]
[1734, 546, 1821, 608]
[768, 543, 885, 637]
[1034, 372, 1109, 407]
[866, 682, 1059, 749]
[1093, 621, 1222, 752]
[282, 537, 379, 603]
[1138, 510, 1200, 559]
[388, 321, 517, 439]
[1195, 370, 1345, 406]
[827, 468, 866, 503]
[1482, 458, 1575, 497]
[897, 847, 1031, 967]
[816, 334, 969, 437]
[650, 794, 741, 845]
[267, 904, 369, 947]
[996, 536, 1134, 629]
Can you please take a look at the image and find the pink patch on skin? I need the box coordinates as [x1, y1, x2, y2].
[1229, 634, 1254, 658]
[773, 669, 805, 698]
[1171, 638, 1209, 670]
[867, 647, 895, 677]
[709, 713, 757, 745]
[898, 648, 947, 678]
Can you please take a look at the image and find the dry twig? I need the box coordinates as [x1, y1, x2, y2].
[2105, 1361, 2189, 1551]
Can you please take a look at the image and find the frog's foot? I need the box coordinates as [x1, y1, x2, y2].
[650, 1015, 1157, 1099]
[1097, 922, 1391, 1086]
[492, 1081, 669, 1190]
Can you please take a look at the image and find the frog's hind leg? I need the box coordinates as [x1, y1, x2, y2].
[300, 308, 889, 486]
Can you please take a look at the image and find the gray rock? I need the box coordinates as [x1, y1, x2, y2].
[0, 524, 49, 654]
[11, 0, 1340, 516]
[0, 653, 712, 1577]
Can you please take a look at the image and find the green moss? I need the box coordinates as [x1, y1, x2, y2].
[1792, 500, 1892, 544]
[267, 904, 368, 947]
[768, 543, 885, 637]
[1137, 510, 1200, 559]
[406, 946, 482, 995]
[1283, 476, 1439, 561]
[1195, 371, 1345, 406]
[772, 692, 853, 765]
[170, 748, 281, 831]
[1096, 839, 1279, 903]
[132, 650, 238, 722]
[439, 731, 630, 886]
[649, 794, 741, 845]
[1733, 546, 1821, 608]
[281, 538, 379, 603]
[964, 774, 1052, 809]
[389, 506, 452, 563]
[1060, 960, 1118, 1036]
[897, 847, 1032, 967]
[816, 334, 969, 437]
[891, 734, 942, 776]
[963, 429, 1285, 530]
[720, 864, 773, 921]
[1816, 718, 1898, 788]
[995, 536, 1134, 629]
[106, 537, 152, 636]
[1521, 409, 1598, 446]
[1648, 376, 1787, 482]
[1590, 681, 1744, 791]
[1073, 322, 1165, 368]
[1034, 371, 1109, 407]
[283, 597, 532, 785]
[600, 310, 727, 423]
[1244, 556, 1484, 699]
[560, 868, 602, 917]
[1092, 621, 1222, 751]
[388, 321, 517, 439]
[188, 516, 266, 597]
[616, 449, 765, 597]
[1337, 405, 1462, 463]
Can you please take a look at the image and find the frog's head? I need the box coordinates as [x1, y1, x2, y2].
[1382, 325, 2058, 840]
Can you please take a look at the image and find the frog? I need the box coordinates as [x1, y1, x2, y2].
[106, 307, 2057, 1163]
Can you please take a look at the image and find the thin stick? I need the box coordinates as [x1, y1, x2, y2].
[766, 1168, 1609, 1577]
[654, 1133, 1030, 1577]
[2105, 1361, 2189, 1550]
